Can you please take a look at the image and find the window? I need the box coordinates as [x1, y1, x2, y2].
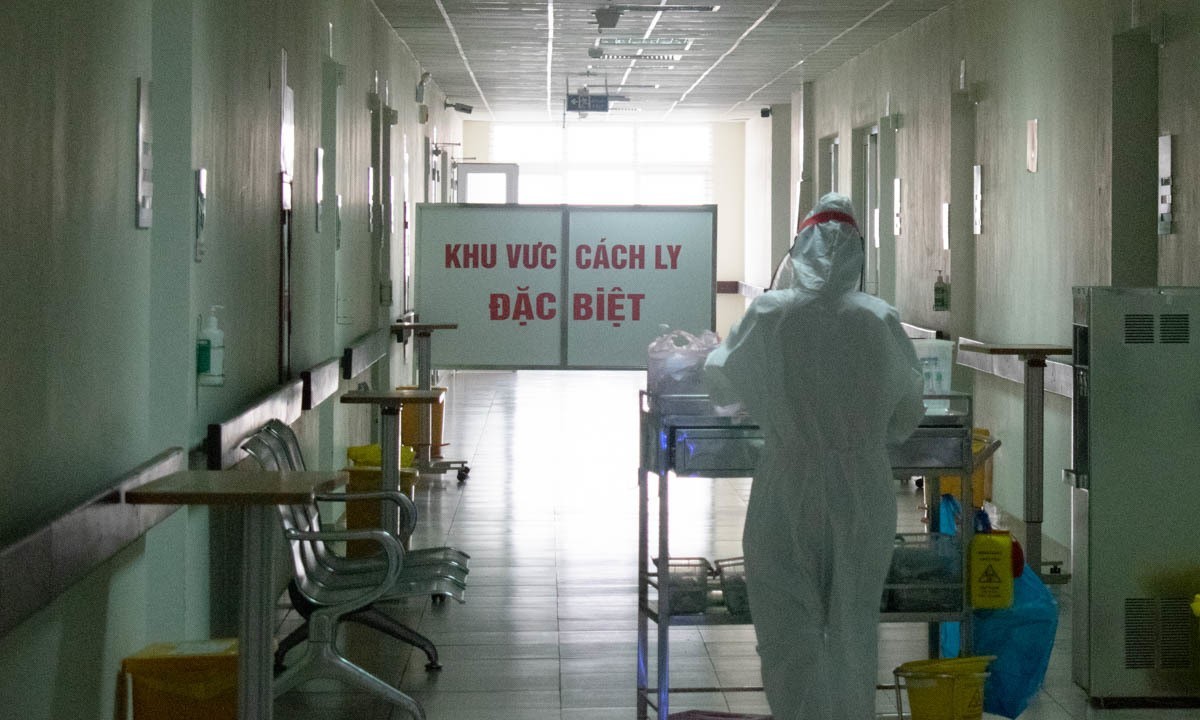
[488, 123, 714, 205]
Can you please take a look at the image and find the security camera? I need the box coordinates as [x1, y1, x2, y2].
[444, 101, 473, 114]
[760, 107, 771, 118]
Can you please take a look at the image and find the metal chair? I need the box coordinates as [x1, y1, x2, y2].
[240, 428, 466, 675]
[259, 421, 470, 573]
[272, 517, 449, 718]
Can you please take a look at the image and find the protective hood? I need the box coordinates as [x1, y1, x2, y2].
[771, 192, 864, 294]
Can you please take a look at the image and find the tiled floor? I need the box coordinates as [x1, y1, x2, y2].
[275, 370, 1197, 719]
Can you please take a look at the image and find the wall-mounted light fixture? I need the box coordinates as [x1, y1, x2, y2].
[415, 71, 430, 103]
[592, 4, 719, 31]
[444, 101, 473, 114]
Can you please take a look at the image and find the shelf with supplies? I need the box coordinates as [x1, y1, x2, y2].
[636, 391, 977, 720]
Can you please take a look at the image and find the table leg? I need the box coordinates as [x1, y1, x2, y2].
[414, 332, 433, 391]
[1023, 357, 1046, 579]
[380, 407, 401, 534]
[414, 332, 434, 470]
[241, 504, 276, 720]
[657, 471, 670, 720]
[637, 468, 650, 720]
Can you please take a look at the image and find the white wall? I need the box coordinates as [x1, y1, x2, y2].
[743, 116, 774, 291]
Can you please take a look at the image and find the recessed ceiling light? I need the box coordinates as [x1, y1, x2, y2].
[590, 52, 682, 61]
[598, 37, 691, 48]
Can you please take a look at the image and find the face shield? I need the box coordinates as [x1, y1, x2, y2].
[770, 194, 866, 293]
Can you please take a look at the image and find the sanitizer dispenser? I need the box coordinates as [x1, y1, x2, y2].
[197, 306, 225, 386]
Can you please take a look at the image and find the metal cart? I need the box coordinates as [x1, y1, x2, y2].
[636, 391, 977, 720]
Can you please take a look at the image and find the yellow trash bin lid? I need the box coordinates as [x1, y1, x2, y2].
[122, 639, 238, 719]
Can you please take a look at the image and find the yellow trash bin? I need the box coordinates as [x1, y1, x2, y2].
[344, 444, 416, 557]
[397, 385, 446, 455]
[894, 656, 994, 720]
[935, 429, 997, 509]
[121, 639, 238, 720]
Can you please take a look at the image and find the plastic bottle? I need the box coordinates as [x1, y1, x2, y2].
[198, 306, 225, 386]
[933, 271, 950, 311]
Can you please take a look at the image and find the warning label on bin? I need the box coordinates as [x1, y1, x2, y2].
[969, 687, 983, 710]
[978, 564, 1003, 584]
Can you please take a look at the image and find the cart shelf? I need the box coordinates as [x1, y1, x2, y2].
[636, 391, 977, 720]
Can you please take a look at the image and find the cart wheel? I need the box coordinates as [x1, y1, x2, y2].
[425, 659, 443, 671]
[432, 594, 446, 605]
[457, 467, 470, 482]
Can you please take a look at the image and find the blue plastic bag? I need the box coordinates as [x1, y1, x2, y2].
[973, 565, 1058, 718]
[938, 493, 963, 657]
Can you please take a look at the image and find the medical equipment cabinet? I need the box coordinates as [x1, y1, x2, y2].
[1068, 286, 1200, 702]
[636, 392, 977, 720]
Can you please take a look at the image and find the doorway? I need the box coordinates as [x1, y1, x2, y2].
[852, 125, 880, 295]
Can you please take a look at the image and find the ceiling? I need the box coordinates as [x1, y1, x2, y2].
[374, 0, 955, 123]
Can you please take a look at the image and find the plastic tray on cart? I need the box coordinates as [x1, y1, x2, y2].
[652, 556, 714, 615]
[640, 392, 762, 476]
[715, 557, 751, 620]
[882, 532, 963, 615]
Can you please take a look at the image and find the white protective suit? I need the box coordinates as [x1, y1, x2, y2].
[704, 193, 925, 720]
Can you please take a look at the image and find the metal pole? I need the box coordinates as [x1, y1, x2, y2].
[380, 407, 401, 534]
[240, 505, 276, 720]
[415, 331, 433, 470]
[1023, 356, 1046, 578]
[637, 467, 650, 720]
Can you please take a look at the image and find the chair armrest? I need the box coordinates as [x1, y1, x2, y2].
[285, 527, 404, 613]
[314, 489, 419, 538]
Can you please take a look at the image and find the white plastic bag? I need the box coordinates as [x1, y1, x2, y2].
[647, 328, 721, 396]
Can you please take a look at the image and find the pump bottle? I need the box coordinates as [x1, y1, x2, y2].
[198, 305, 225, 386]
[933, 271, 950, 311]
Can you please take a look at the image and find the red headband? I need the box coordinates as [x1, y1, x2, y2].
[798, 210, 859, 234]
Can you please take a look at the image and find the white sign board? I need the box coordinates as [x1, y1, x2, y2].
[415, 204, 715, 369]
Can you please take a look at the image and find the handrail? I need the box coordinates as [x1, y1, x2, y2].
[341, 327, 390, 380]
[302, 356, 342, 410]
[902, 322, 942, 340]
[206, 381, 304, 469]
[0, 447, 185, 638]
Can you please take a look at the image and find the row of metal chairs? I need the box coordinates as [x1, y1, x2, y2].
[241, 419, 470, 719]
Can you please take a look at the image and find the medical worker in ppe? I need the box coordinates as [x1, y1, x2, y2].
[704, 192, 925, 719]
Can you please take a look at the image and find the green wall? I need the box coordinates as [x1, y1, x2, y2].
[0, 0, 453, 715]
[809, 0, 1200, 547]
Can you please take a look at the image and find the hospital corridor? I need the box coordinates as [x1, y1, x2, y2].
[269, 370, 1196, 720]
[6, 1, 1200, 719]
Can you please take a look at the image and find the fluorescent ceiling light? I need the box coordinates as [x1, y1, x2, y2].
[606, 53, 681, 61]
[588, 48, 682, 61]
[598, 37, 691, 48]
[611, 3, 719, 10]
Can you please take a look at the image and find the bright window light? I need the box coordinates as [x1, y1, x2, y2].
[489, 122, 714, 205]
[566, 170, 637, 204]
[518, 173, 563, 204]
[637, 125, 712, 163]
[566, 126, 636, 164]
